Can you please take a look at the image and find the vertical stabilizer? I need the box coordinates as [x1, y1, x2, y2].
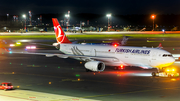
[52, 18, 71, 43]
[157, 43, 163, 49]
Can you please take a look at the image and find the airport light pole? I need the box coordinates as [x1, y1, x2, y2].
[106, 14, 111, 31]
[23, 14, 26, 31]
[38, 18, 40, 26]
[7, 14, 9, 23]
[65, 14, 70, 31]
[151, 15, 155, 31]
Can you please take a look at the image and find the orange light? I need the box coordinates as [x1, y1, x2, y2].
[151, 15, 156, 19]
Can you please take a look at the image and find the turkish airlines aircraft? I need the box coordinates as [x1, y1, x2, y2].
[7, 18, 175, 75]
[50, 18, 175, 73]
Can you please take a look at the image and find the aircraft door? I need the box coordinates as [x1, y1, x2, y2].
[125, 53, 129, 58]
[150, 51, 158, 65]
[152, 51, 157, 60]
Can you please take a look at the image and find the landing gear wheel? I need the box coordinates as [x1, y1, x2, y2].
[152, 72, 156, 77]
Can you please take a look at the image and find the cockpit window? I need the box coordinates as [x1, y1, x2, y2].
[163, 54, 167, 57]
[168, 54, 172, 57]
[163, 54, 172, 57]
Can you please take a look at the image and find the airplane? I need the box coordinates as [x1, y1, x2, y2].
[7, 18, 175, 76]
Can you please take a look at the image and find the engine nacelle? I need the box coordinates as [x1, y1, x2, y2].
[84, 61, 105, 72]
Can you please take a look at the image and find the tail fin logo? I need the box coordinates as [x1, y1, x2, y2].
[56, 25, 65, 43]
[156, 43, 163, 49]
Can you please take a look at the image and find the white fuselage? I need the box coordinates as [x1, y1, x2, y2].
[59, 44, 175, 68]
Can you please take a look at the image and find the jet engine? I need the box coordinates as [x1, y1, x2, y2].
[84, 61, 105, 72]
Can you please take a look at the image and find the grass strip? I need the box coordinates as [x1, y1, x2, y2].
[1, 34, 180, 39]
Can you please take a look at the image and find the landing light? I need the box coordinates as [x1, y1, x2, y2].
[166, 68, 176, 72]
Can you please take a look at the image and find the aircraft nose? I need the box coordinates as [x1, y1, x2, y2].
[170, 57, 175, 63]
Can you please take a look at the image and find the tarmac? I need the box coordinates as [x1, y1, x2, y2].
[1, 32, 180, 101]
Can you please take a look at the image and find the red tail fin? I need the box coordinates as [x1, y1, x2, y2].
[52, 18, 71, 43]
[157, 43, 163, 49]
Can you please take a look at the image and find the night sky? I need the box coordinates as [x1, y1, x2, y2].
[1, 0, 180, 15]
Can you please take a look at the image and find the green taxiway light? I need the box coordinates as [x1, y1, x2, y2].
[21, 63, 23, 65]
[2, 53, 4, 54]
[58, 67, 60, 68]
[33, 64, 35, 66]
[76, 74, 80, 77]
[10, 63, 11, 64]
[173, 48, 175, 50]
[45, 65, 47, 67]
[72, 68, 74, 69]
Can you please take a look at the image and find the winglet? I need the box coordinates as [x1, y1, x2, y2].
[52, 18, 71, 44]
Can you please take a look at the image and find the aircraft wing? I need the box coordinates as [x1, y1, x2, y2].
[8, 51, 153, 68]
[9, 51, 119, 61]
